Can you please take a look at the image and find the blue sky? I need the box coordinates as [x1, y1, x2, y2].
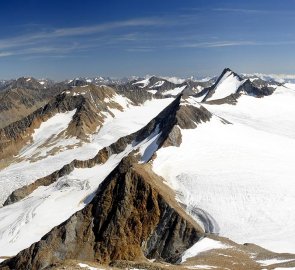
[1, 0, 295, 79]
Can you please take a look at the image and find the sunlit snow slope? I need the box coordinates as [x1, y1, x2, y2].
[0, 98, 173, 205]
[153, 85, 295, 253]
[206, 70, 245, 101]
[0, 97, 175, 259]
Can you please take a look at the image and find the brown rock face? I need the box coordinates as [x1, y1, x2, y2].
[0, 85, 120, 165]
[176, 104, 212, 129]
[0, 158, 203, 270]
[0, 93, 85, 162]
[0, 78, 68, 129]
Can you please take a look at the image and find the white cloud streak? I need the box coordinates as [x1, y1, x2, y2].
[0, 52, 13, 57]
[0, 18, 164, 51]
[213, 8, 268, 14]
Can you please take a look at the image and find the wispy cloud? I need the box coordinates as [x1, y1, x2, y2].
[178, 40, 295, 48]
[51, 18, 163, 37]
[0, 52, 13, 57]
[179, 40, 257, 48]
[213, 8, 269, 14]
[1, 14, 295, 59]
[0, 17, 165, 51]
[126, 47, 154, 52]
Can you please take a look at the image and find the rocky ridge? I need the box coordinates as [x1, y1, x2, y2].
[0, 94, 214, 270]
[0, 85, 126, 165]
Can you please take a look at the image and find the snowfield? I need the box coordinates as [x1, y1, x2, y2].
[153, 86, 295, 253]
[181, 237, 228, 263]
[19, 109, 78, 160]
[0, 98, 174, 258]
[0, 98, 174, 206]
[207, 70, 245, 101]
[162, 85, 186, 96]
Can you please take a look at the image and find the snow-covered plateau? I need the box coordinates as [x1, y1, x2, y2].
[153, 84, 295, 253]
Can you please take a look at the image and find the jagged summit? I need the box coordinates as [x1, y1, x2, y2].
[195, 68, 278, 104]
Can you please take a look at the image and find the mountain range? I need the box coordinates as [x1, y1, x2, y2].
[0, 68, 295, 270]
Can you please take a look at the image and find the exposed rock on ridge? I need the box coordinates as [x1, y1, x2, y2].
[0, 78, 69, 128]
[0, 85, 122, 164]
[4, 94, 214, 205]
[0, 158, 203, 270]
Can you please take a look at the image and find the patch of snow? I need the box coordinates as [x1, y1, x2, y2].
[186, 265, 218, 269]
[33, 110, 76, 142]
[17, 110, 77, 160]
[257, 258, 295, 266]
[147, 90, 158, 95]
[180, 96, 201, 107]
[162, 85, 186, 96]
[78, 263, 102, 270]
[110, 94, 131, 109]
[132, 78, 150, 88]
[150, 80, 164, 88]
[273, 267, 295, 270]
[207, 71, 245, 101]
[137, 125, 162, 163]
[181, 238, 228, 263]
[195, 85, 204, 92]
[160, 76, 185, 84]
[196, 76, 213, 83]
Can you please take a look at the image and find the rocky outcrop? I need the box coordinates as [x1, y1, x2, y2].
[0, 158, 203, 270]
[176, 104, 212, 129]
[237, 79, 275, 97]
[115, 87, 155, 104]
